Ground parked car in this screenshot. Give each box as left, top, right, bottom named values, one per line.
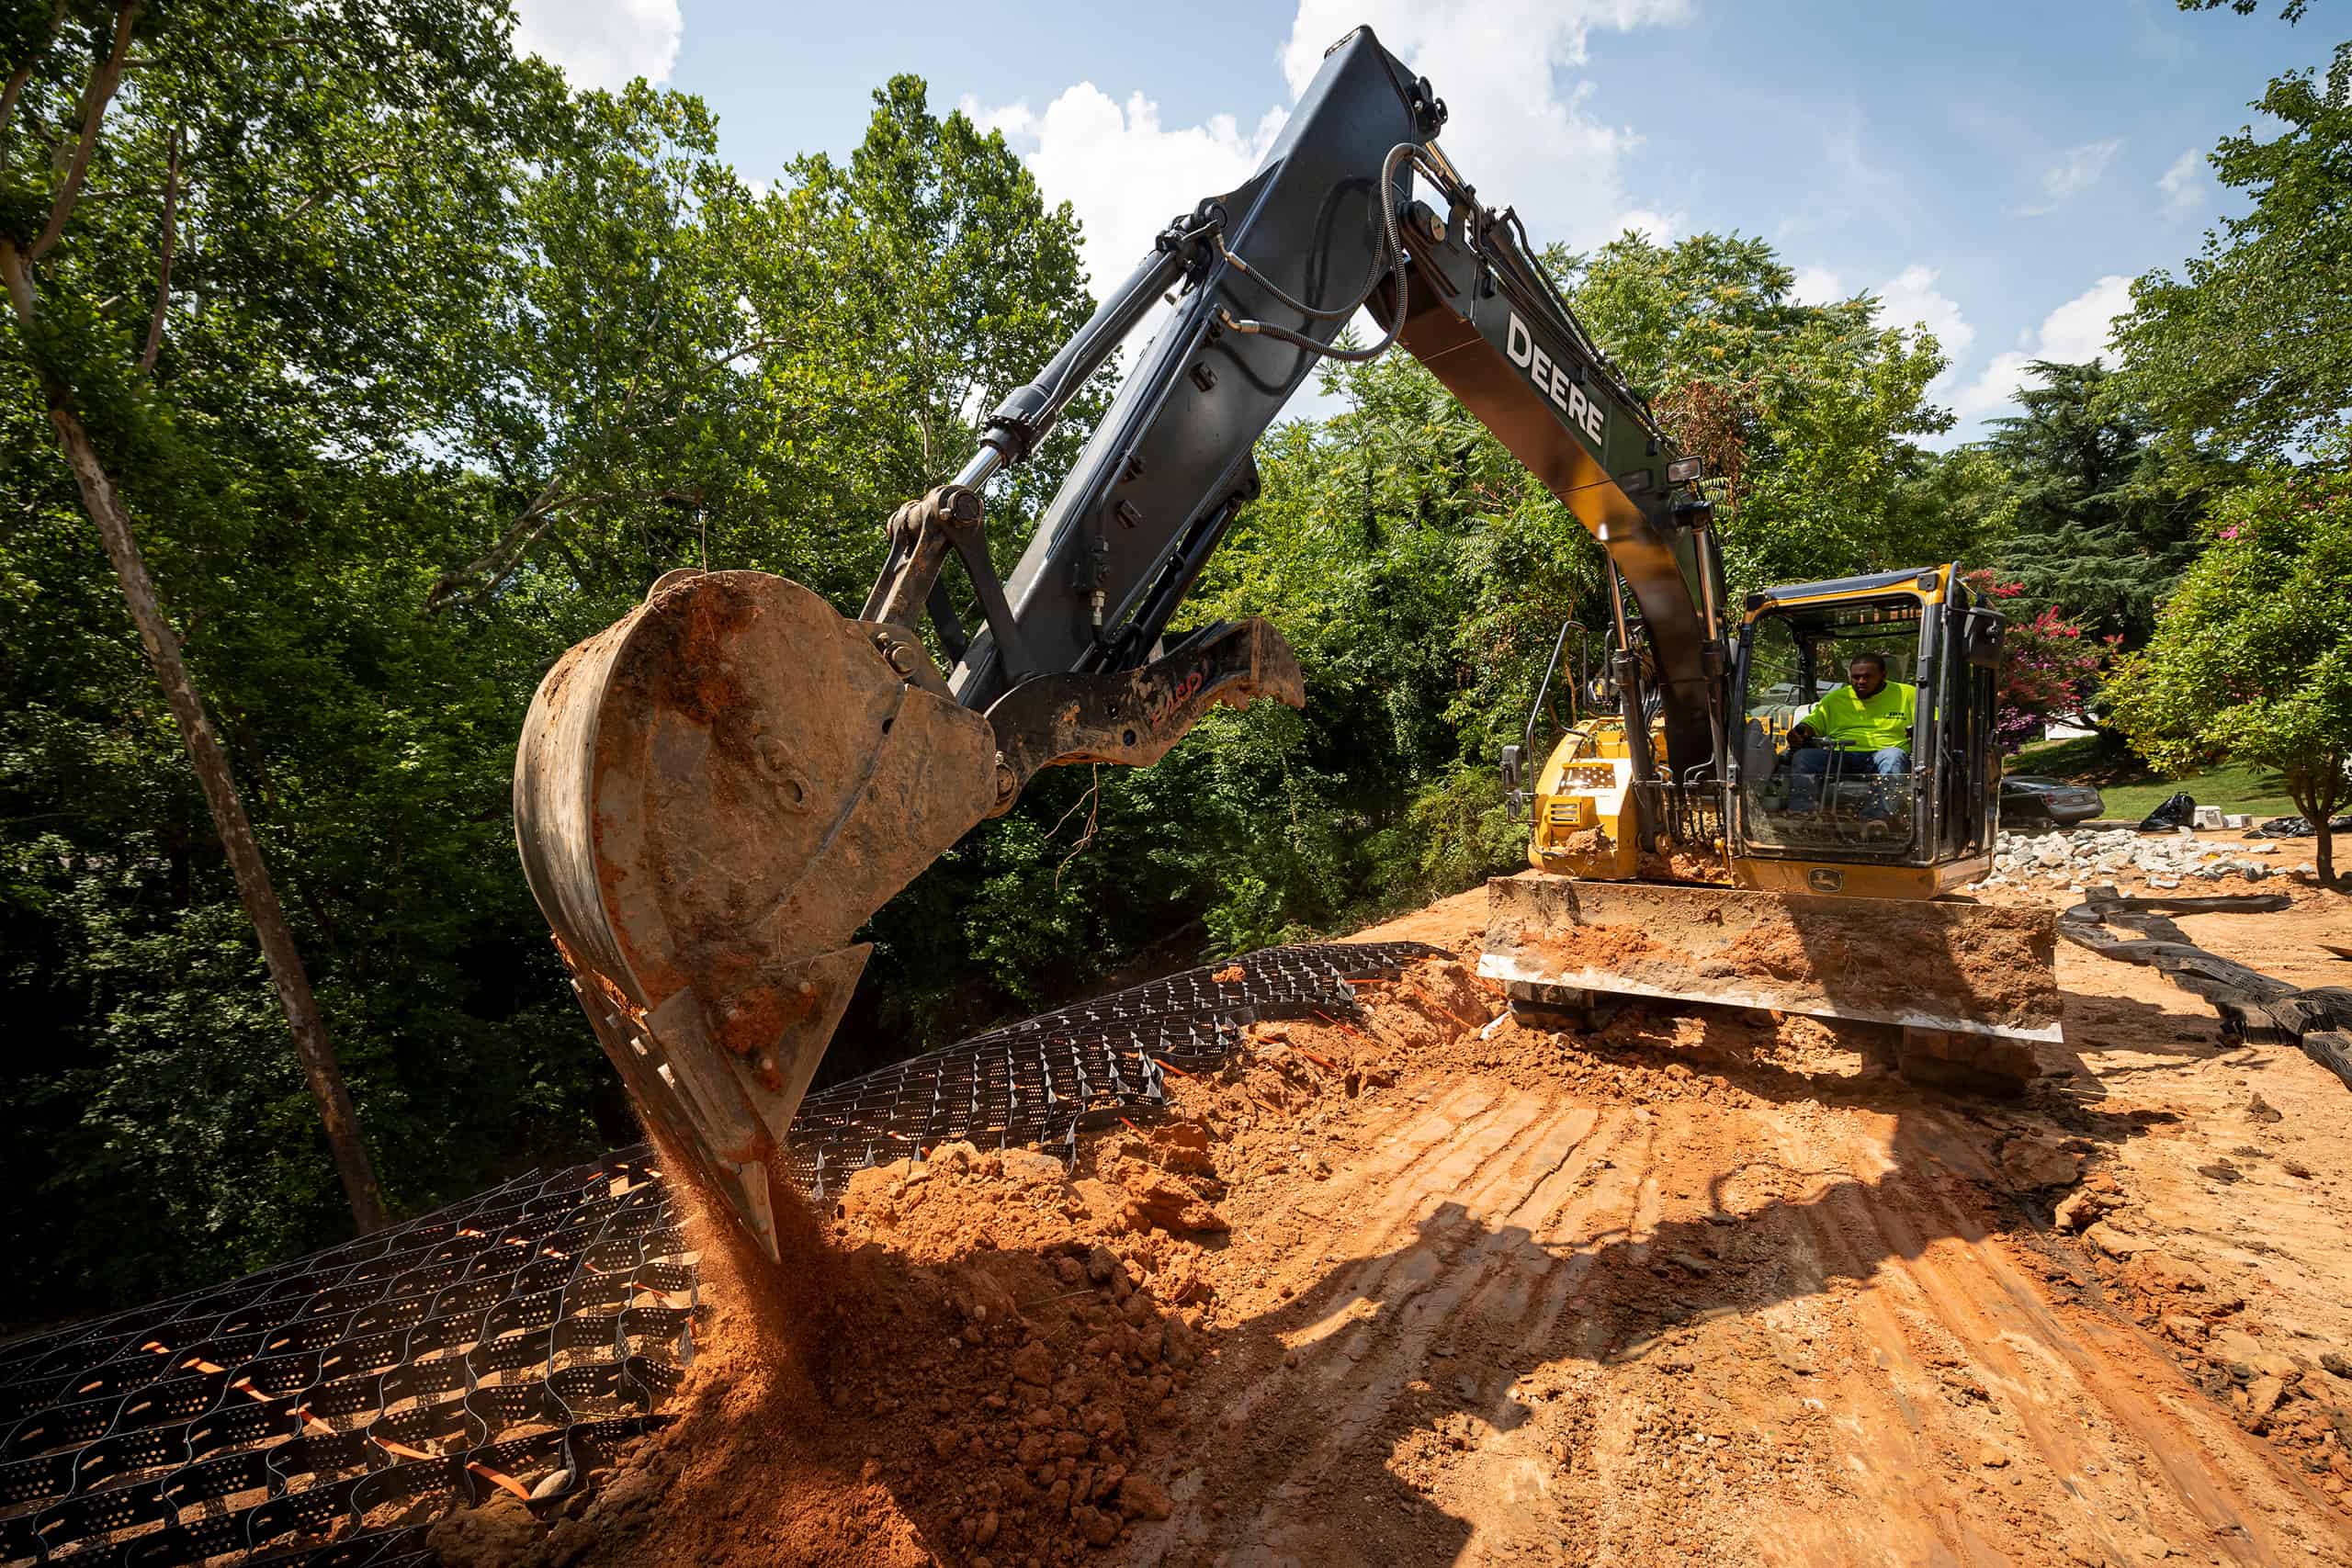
left=1999, top=774, right=2105, bottom=827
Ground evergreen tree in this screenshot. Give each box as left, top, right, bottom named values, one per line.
left=1983, top=360, right=2204, bottom=646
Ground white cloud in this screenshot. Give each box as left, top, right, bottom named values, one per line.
left=1950, top=275, right=2133, bottom=421
left=1871, top=265, right=1974, bottom=359
left=1792, top=264, right=1973, bottom=380
left=2036, top=274, right=2135, bottom=362
left=2010, top=136, right=2124, bottom=218
left=2157, top=147, right=2207, bottom=221
left=1278, top=2, right=1693, bottom=249
left=1612, top=207, right=1686, bottom=244
left=969, top=3, right=1689, bottom=302
left=512, top=0, right=680, bottom=91
left=1790, top=265, right=1845, bottom=305
left=957, top=86, right=1287, bottom=297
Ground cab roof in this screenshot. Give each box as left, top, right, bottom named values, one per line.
left=1743, top=565, right=1947, bottom=615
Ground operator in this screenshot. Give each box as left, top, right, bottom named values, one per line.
left=1785, top=652, right=1915, bottom=818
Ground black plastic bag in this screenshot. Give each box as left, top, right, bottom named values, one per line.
left=2137, top=791, right=2197, bottom=830
left=2252, top=813, right=2352, bottom=838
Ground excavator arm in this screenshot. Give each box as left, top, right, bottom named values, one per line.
left=514, top=25, right=1729, bottom=1259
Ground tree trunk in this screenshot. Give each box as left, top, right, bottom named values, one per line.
left=2288, top=768, right=2341, bottom=891
left=48, top=404, right=390, bottom=1235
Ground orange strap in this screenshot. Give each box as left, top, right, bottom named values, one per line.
left=373, top=1436, right=435, bottom=1461
left=468, top=1461, right=531, bottom=1501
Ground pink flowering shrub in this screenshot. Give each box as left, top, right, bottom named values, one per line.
left=1962, top=570, right=2114, bottom=751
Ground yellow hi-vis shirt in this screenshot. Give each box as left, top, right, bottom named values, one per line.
left=1808, top=681, right=1916, bottom=750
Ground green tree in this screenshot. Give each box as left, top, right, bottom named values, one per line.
left=2, top=0, right=573, bottom=1235
left=424, top=85, right=769, bottom=616
left=1, top=50, right=1114, bottom=1311
left=750, top=74, right=1108, bottom=615
left=2105, top=461, right=2352, bottom=885
left=1565, top=232, right=1955, bottom=596
left=421, top=75, right=1102, bottom=631
left=1979, top=359, right=2205, bottom=644
left=2113, top=39, right=2352, bottom=460
left=2175, top=1, right=2346, bottom=106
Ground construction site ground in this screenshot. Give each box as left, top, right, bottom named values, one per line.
left=443, top=829, right=2352, bottom=1568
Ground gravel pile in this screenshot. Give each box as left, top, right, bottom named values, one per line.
left=1973, top=827, right=2296, bottom=892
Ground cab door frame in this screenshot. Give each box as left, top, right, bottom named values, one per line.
left=1727, top=567, right=1962, bottom=873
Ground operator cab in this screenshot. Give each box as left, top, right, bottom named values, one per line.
left=1730, top=564, right=2006, bottom=894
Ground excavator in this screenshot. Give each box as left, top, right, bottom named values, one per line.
left=511, top=25, right=2059, bottom=1263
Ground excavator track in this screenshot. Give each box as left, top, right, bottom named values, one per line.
left=1479, top=874, right=2062, bottom=1093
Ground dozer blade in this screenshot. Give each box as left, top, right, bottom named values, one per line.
left=514, top=570, right=1002, bottom=1261
left=1479, top=875, right=2063, bottom=1090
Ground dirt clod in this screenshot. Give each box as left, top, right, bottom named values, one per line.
left=428, top=1493, right=540, bottom=1568
left=1117, top=1472, right=1174, bottom=1521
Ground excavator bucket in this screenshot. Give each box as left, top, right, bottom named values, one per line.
left=514, top=570, right=1003, bottom=1261
left=1478, top=875, right=2063, bottom=1092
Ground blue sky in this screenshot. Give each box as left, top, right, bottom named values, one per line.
left=513, top=0, right=2328, bottom=442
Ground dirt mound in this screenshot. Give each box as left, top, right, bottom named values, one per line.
left=507, top=1137, right=1216, bottom=1568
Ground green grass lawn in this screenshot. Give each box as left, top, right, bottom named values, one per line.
left=2011, top=733, right=2300, bottom=819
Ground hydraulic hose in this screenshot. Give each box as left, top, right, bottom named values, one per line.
left=1214, top=141, right=1459, bottom=365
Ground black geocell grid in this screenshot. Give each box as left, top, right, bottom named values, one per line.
left=0, top=1151, right=687, bottom=1568
left=1, top=940, right=1442, bottom=1565
left=781, top=940, right=1448, bottom=1198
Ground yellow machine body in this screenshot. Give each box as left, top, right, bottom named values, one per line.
left=1492, top=561, right=2047, bottom=1089
left=1522, top=715, right=1646, bottom=882
left=1521, top=562, right=1996, bottom=899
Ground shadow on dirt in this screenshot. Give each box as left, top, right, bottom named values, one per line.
left=1127, top=1089, right=2177, bottom=1563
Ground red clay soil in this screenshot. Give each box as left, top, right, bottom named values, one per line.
left=436, top=873, right=2352, bottom=1567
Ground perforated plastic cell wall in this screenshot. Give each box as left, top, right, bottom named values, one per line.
left=0, top=939, right=1443, bottom=1565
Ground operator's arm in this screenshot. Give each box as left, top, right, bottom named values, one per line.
left=1790, top=693, right=1835, bottom=749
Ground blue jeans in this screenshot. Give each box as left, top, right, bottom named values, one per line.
left=1788, top=745, right=1910, bottom=818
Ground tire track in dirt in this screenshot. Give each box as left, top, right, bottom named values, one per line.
left=517, top=885, right=2352, bottom=1568
left=1158, top=1089, right=1645, bottom=1563
left=1139, top=1062, right=2352, bottom=1567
